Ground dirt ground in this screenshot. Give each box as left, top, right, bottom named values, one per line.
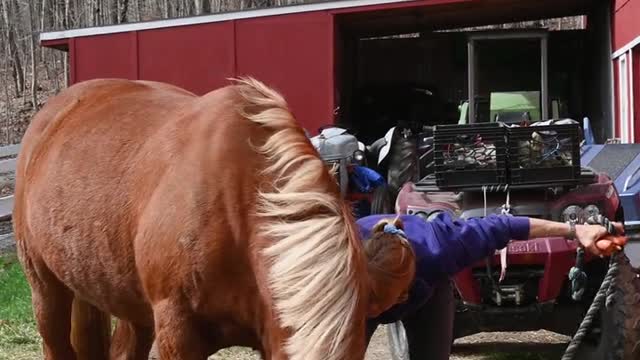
left=147, top=331, right=393, bottom=360
left=146, top=328, right=570, bottom=360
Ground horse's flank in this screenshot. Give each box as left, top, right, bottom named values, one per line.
left=13, top=77, right=368, bottom=359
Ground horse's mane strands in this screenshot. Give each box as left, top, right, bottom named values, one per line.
left=233, top=77, right=360, bottom=360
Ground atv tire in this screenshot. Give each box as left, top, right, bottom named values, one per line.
left=600, top=253, right=640, bottom=360
left=371, top=185, right=395, bottom=215
left=387, top=321, right=410, bottom=360
left=578, top=253, right=640, bottom=360
left=386, top=130, right=418, bottom=196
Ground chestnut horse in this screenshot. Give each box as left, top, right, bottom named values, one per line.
left=13, top=78, right=394, bottom=360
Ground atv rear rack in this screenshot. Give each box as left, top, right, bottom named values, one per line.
left=426, top=122, right=584, bottom=192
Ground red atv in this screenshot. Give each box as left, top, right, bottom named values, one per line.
left=380, top=121, right=640, bottom=360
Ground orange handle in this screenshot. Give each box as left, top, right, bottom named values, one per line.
left=594, top=235, right=627, bottom=256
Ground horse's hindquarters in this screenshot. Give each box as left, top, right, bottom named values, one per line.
left=15, top=79, right=197, bottom=324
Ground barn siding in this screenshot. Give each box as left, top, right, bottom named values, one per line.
left=137, top=22, right=236, bottom=95
left=612, top=0, right=640, bottom=51
left=75, top=33, right=137, bottom=82
left=612, top=0, right=640, bottom=142
left=235, top=12, right=335, bottom=134
left=68, top=12, right=335, bottom=133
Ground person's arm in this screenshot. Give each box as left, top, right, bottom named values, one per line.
left=420, top=213, right=528, bottom=277
left=528, top=218, right=573, bottom=238
left=416, top=213, right=623, bottom=278
left=528, top=218, right=625, bottom=256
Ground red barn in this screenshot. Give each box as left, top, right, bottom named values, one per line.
left=39, top=0, right=640, bottom=143
left=612, top=0, right=640, bottom=142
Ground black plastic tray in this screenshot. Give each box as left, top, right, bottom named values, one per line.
left=507, top=124, right=581, bottom=186
left=433, top=123, right=508, bottom=190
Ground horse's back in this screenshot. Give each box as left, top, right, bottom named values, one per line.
left=18, top=79, right=197, bottom=181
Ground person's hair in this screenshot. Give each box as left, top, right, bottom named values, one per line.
left=364, top=217, right=416, bottom=305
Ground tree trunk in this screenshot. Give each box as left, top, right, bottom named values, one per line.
left=161, top=0, right=168, bottom=18
left=40, top=0, right=47, bottom=30
left=118, top=0, right=128, bottom=23
left=2, top=0, right=24, bottom=97
left=40, top=0, right=48, bottom=62
left=63, top=52, right=69, bottom=88
left=64, top=0, right=70, bottom=27
left=51, top=52, right=59, bottom=91
left=134, top=0, right=141, bottom=21
left=92, top=0, right=99, bottom=26
left=27, top=0, right=38, bottom=109
left=2, top=49, right=14, bottom=145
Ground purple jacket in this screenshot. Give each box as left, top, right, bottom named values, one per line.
left=358, top=212, right=530, bottom=324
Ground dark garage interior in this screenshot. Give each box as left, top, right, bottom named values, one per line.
left=333, top=0, right=613, bottom=145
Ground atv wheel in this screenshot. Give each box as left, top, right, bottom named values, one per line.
left=387, top=321, right=410, bottom=360
left=577, top=253, right=640, bottom=360
left=386, top=129, right=418, bottom=196
left=370, top=185, right=395, bottom=214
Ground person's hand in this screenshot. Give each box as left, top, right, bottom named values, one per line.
left=575, top=222, right=626, bottom=257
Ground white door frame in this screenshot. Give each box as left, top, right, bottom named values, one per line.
left=630, top=49, right=635, bottom=143
left=618, top=53, right=631, bottom=143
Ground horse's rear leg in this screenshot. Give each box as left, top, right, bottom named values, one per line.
left=21, top=256, right=77, bottom=360
left=110, top=319, right=154, bottom=360
left=70, top=298, right=112, bottom=360
left=153, top=299, right=212, bottom=360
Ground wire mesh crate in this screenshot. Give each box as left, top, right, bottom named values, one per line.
left=507, top=123, right=581, bottom=186
left=434, top=123, right=508, bottom=190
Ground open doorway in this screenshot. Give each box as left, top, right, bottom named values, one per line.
left=335, top=11, right=612, bottom=145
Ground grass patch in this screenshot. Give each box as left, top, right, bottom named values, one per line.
left=0, top=254, right=40, bottom=360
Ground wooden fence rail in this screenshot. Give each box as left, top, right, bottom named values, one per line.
left=0, top=143, right=20, bottom=221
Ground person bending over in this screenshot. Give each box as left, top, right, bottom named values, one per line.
left=361, top=212, right=624, bottom=358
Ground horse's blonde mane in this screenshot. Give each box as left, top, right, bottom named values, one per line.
left=234, top=77, right=362, bottom=360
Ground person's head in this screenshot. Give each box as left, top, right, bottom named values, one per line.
left=365, top=217, right=416, bottom=317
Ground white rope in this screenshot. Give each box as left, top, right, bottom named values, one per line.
left=499, top=186, right=511, bottom=282
left=482, top=185, right=488, bottom=217
left=501, top=186, right=511, bottom=215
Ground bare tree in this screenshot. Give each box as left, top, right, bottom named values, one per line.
left=27, top=0, right=38, bottom=109
left=161, top=0, right=169, bottom=18
left=40, top=0, right=47, bottom=33
left=194, top=0, right=203, bottom=15
left=118, top=0, right=129, bottom=23
left=2, top=0, right=24, bottom=96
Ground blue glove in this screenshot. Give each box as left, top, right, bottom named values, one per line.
left=350, top=165, right=385, bottom=193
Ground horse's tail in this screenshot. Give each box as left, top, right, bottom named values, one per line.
left=70, top=297, right=112, bottom=360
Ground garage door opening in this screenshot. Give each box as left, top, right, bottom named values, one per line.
left=335, top=10, right=612, bottom=145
